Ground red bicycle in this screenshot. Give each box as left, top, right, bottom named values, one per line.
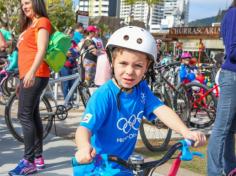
left=182, top=81, right=218, bottom=129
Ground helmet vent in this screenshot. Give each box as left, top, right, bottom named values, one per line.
left=123, top=35, right=129, bottom=41
left=137, top=38, right=142, bottom=44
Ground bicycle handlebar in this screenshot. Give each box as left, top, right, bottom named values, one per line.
left=72, top=139, right=204, bottom=175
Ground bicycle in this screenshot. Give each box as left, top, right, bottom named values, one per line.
left=72, top=139, right=204, bottom=176
left=140, top=61, right=190, bottom=152
left=4, top=49, right=92, bottom=143
left=181, top=81, right=217, bottom=129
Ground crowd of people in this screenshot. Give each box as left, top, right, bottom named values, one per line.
left=60, top=22, right=111, bottom=101
left=1, top=0, right=236, bottom=175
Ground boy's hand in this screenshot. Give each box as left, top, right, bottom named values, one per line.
left=182, top=130, right=206, bottom=147
left=75, top=145, right=96, bottom=164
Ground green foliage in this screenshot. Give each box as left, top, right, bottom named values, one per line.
left=47, top=0, right=75, bottom=32
left=0, top=0, right=20, bottom=34
left=123, top=0, right=163, bottom=30
left=123, top=0, right=139, bottom=5
left=0, top=0, right=75, bottom=34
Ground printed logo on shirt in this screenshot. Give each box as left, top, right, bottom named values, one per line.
left=140, top=92, right=146, bottom=104
left=116, top=111, right=143, bottom=143
left=82, top=113, right=93, bottom=123
left=117, top=111, right=143, bottom=134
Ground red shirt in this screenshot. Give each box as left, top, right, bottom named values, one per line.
left=18, top=17, right=52, bottom=79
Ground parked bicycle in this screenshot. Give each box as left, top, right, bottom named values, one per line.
left=181, top=81, right=217, bottom=129
left=4, top=49, right=92, bottom=143
left=140, top=61, right=190, bottom=152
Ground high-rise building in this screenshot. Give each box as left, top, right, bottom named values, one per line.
left=119, top=0, right=189, bottom=32
left=161, top=0, right=189, bottom=28
left=77, top=0, right=119, bottom=17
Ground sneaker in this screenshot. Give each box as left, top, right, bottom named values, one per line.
left=228, top=168, right=236, bottom=176
left=34, top=156, right=45, bottom=170
left=8, top=159, right=37, bottom=176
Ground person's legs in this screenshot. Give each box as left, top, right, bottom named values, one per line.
left=9, top=77, right=48, bottom=175
left=60, top=67, right=70, bottom=98
left=83, top=58, right=96, bottom=86
left=207, top=69, right=236, bottom=176
left=224, top=117, right=236, bottom=174
left=18, top=77, right=48, bottom=162
left=33, top=78, right=48, bottom=158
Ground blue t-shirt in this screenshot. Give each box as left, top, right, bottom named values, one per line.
left=79, top=80, right=163, bottom=173
left=179, top=64, right=196, bottom=82
left=72, top=31, right=84, bottom=44
left=0, top=29, right=12, bottom=41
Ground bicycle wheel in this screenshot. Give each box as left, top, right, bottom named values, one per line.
left=78, top=84, right=91, bottom=107
left=140, top=89, right=172, bottom=152
left=4, top=93, right=54, bottom=143
left=185, top=82, right=217, bottom=129
left=2, top=72, right=19, bottom=97
left=173, top=83, right=191, bottom=125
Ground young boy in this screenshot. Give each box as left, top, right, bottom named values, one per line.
left=179, top=52, right=196, bottom=83
left=75, top=26, right=206, bottom=174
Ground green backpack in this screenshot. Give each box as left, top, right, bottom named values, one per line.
left=45, top=31, right=71, bottom=72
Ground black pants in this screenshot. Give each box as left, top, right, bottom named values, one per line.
left=18, top=77, right=49, bottom=162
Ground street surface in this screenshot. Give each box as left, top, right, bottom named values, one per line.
left=0, top=94, right=208, bottom=175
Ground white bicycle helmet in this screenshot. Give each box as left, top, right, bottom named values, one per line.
left=106, top=26, right=157, bottom=61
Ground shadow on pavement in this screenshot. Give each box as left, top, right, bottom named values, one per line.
left=0, top=117, right=76, bottom=176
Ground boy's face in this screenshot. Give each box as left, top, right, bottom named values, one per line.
left=182, top=58, right=190, bottom=65
left=113, top=49, right=149, bottom=89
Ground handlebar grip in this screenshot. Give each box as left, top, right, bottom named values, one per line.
left=184, top=139, right=195, bottom=147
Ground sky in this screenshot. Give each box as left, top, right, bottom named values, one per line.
left=189, top=0, right=231, bottom=21
left=74, top=0, right=231, bottom=22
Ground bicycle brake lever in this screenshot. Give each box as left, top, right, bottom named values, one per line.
left=179, top=140, right=204, bottom=161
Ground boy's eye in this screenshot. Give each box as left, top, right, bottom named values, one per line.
left=135, top=64, right=143, bottom=68
left=119, top=61, right=127, bottom=65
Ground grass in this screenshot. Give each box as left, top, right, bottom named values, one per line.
left=135, top=139, right=208, bottom=175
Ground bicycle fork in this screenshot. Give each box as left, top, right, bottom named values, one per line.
left=168, top=152, right=182, bottom=176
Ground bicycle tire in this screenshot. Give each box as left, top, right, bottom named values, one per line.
left=140, top=89, right=172, bottom=152
left=2, top=72, right=19, bottom=97
left=4, top=93, right=53, bottom=143
left=78, top=84, right=91, bottom=107
left=185, top=82, right=217, bottom=129
left=173, top=84, right=191, bottom=126
left=1, top=77, right=10, bottom=97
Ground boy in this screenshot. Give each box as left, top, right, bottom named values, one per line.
left=179, top=52, right=196, bottom=83
left=75, top=26, right=206, bottom=174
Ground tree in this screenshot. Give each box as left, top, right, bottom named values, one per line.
left=122, top=0, right=163, bottom=30
left=46, top=0, right=75, bottom=32
left=123, top=0, right=141, bottom=23
left=0, top=0, right=20, bottom=33
left=143, top=0, right=163, bottom=30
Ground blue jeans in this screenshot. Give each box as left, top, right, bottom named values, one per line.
left=207, top=69, right=236, bottom=175
left=60, top=67, right=75, bottom=100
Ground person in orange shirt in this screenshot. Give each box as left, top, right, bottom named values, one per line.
left=9, top=0, right=52, bottom=175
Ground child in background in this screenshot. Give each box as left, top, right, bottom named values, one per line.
left=74, top=26, right=206, bottom=175
left=94, top=53, right=111, bottom=87
left=60, top=40, right=79, bottom=100
left=179, top=52, right=196, bottom=83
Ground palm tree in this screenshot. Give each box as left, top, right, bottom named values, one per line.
left=144, top=0, right=163, bottom=30
left=123, top=0, right=141, bottom=24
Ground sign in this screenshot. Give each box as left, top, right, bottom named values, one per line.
left=168, top=26, right=220, bottom=38
left=76, top=10, right=89, bottom=29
